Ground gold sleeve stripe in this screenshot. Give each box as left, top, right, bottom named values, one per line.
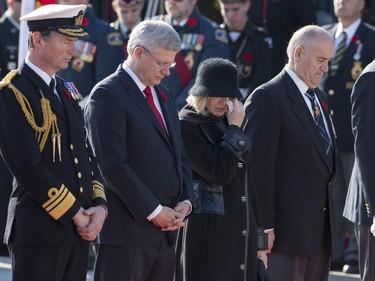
left=92, top=180, right=103, bottom=189
left=92, top=181, right=106, bottom=200
left=42, top=185, right=76, bottom=220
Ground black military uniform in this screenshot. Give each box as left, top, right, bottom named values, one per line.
left=249, top=0, right=316, bottom=75
left=321, top=21, right=375, bottom=153
left=110, top=19, right=131, bottom=56
left=0, top=5, right=107, bottom=280
left=0, top=10, right=19, bottom=79
left=58, top=5, right=124, bottom=100
left=221, top=19, right=272, bottom=100
left=159, top=8, right=229, bottom=110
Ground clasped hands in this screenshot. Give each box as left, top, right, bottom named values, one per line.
left=72, top=206, right=107, bottom=241
left=151, top=202, right=191, bottom=232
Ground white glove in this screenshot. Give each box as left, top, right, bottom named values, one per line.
left=371, top=216, right=375, bottom=237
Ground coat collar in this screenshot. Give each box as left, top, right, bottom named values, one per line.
left=20, top=63, right=66, bottom=120
left=281, top=70, right=335, bottom=173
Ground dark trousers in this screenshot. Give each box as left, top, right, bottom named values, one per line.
left=267, top=246, right=331, bottom=281
left=94, top=238, right=175, bottom=281
left=9, top=241, right=89, bottom=281
left=354, top=224, right=375, bottom=281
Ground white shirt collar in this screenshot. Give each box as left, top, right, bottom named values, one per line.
left=172, top=18, right=188, bottom=27
left=335, top=18, right=362, bottom=46
left=285, top=65, right=309, bottom=95
left=25, top=58, right=55, bottom=86
left=122, top=61, right=148, bottom=93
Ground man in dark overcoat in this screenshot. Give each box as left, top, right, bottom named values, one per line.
left=343, top=59, right=375, bottom=281
left=245, top=25, right=337, bottom=281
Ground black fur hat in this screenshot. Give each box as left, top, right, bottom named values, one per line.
left=189, top=58, right=242, bottom=99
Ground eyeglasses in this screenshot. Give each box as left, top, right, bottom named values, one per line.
left=140, top=46, right=176, bottom=69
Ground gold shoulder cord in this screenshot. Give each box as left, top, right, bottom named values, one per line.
left=0, top=70, right=62, bottom=162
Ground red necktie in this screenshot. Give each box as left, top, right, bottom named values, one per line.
left=143, top=87, right=168, bottom=136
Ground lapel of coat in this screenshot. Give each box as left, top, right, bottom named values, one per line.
left=315, top=88, right=337, bottom=171
left=155, top=86, right=177, bottom=149
left=118, top=68, right=173, bottom=147
left=22, top=64, right=66, bottom=121
left=283, top=72, right=332, bottom=171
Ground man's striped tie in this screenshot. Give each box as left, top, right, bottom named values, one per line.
left=330, top=31, right=347, bottom=77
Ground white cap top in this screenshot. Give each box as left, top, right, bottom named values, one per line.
left=20, top=4, right=87, bottom=22
left=20, top=4, right=88, bottom=38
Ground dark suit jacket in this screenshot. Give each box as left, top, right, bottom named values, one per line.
left=244, top=69, right=337, bottom=256
left=84, top=65, right=194, bottom=246
left=320, top=21, right=375, bottom=152
left=0, top=63, right=106, bottom=246
left=344, top=60, right=375, bottom=227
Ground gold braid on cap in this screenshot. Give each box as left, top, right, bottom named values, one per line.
left=0, top=70, right=61, bottom=161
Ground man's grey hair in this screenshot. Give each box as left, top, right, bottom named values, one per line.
left=127, top=20, right=181, bottom=54
left=286, top=25, right=333, bottom=61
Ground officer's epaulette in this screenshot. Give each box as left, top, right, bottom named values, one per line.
left=0, top=69, right=18, bottom=90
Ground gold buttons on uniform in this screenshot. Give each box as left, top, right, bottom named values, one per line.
left=80, top=187, right=84, bottom=193
left=88, top=157, right=92, bottom=162
left=330, top=110, right=334, bottom=116
left=91, top=171, right=94, bottom=176
left=74, top=158, right=79, bottom=164
left=78, top=172, right=82, bottom=179
left=85, top=143, right=88, bottom=148
left=328, top=89, right=334, bottom=96
left=242, top=230, right=247, bottom=237
left=70, top=144, right=74, bottom=150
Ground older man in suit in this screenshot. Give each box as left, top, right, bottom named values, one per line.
left=244, top=25, right=337, bottom=281
left=84, top=20, right=194, bottom=281
left=343, top=59, right=375, bottom=281
left=320, top=0, right=375, bottom=273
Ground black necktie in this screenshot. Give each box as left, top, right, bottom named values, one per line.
left=49, top=78, right=61, bottom=102
left=49, top=78, right=55, bottom=91
left=305, top=88, right=332, bottom=160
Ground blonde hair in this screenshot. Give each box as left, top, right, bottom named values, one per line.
left=186, top=95, right=209, bottom=116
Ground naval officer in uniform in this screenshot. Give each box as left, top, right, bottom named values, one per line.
left=0, top=4, right=107, bottom=281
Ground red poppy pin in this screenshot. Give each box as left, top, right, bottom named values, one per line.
left=82, top=18, right=89, bottom=27
left=159, top=90, right=167, bottom=101
left=243, top=52, right=253, bottom=62
left=351, top=35, right=360, bottom=44
left=187, top=18, right=197, bottom=28
left=321, top=101, right=328, bottom=113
